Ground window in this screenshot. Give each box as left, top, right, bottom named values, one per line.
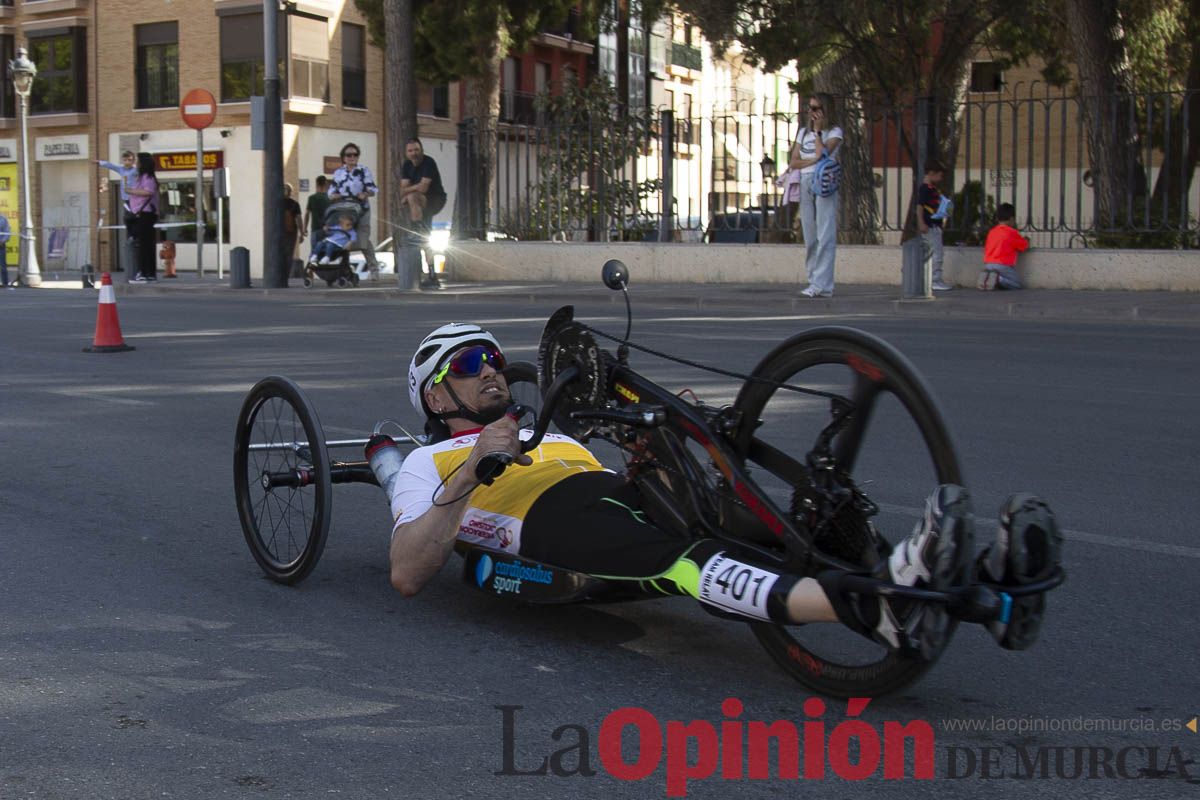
left=155, top=179, right=230, bottom=243
left=0, top=35, right=13, bottom=118
left=29, top=29, right=87, bottom=114
left=342, top=23, right=365, bottom=108
left=500, top=56, right=520, bottom=122
left=136, top=22, right=179, bottom=109
left=290, top=14, right=329, bottom=102
left=417, top=82, right=449, bottom=118
left=679, top=92, right=693, bottom=144
left=220, top=11, right=286, bottom=102
left=970, top=62, right=1004, bottom=93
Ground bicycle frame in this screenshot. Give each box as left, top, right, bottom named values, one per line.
left=603, top=362, right=815, bottom=569
left=556, top=350, right=1065, bottom=620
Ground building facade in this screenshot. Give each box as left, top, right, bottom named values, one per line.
left=2, top=0, right=404, bottom=278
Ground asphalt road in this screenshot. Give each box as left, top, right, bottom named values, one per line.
left=1, top=286, right=1197, bottom=799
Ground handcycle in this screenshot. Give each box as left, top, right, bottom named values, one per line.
left=233, top=260, right=1064, bottom=697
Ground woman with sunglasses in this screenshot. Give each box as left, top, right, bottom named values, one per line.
left=381, top=323, right=982, bottom=661
left=789, top=93, right=843, bottom=298
left=328, top=142, right=380, bottom=279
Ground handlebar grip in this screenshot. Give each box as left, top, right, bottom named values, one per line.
left=475, top=404, right=533, bottom=485
left=474, top=450, right=515, bottom=485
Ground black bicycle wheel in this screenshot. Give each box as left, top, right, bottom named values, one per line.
left=730, top=326, right=964, bottom=697
left=234, top=376, right=333, bottom=585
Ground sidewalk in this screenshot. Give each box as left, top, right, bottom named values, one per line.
left=33, top=272, right=1200, bottom=325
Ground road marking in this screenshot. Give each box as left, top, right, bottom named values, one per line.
left=877, top=501, right=1200, bottom=559
left=46, top=389, right=153, bottom=406
left=1052, top=527, right=1200, bottom=559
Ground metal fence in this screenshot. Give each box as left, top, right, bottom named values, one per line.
left=455, top=88, right=1200, bottom=248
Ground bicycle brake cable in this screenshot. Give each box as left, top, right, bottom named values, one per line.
left=583, top=325, right=852, bottom=408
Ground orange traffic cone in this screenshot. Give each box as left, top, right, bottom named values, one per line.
left=83, top=272, right=135, bottom=353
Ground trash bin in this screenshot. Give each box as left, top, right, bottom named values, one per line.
left=230, top=246, right=251, bottom=288
left=901, top=237, right=931, bottom=299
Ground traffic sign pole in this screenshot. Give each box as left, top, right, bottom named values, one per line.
left=180, top=88, right=217, bottom=280
left=195, top=128, right=204, bottom=277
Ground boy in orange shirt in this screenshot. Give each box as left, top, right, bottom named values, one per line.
left=978, top=203, right=1029, bottom=290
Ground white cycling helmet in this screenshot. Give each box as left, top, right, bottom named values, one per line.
left=408, top=323, right=503, bottom=418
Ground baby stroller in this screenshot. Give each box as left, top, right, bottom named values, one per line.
left=303, top=199, right=362, bottom=288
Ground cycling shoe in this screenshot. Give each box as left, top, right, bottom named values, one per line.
left=879, top=484, right=975, bottom=659
left=818, top=485, right=974, bottom=660
left=977, top=493, right=1062, bottom=650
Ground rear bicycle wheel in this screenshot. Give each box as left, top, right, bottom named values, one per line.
left=731, top=327, right=963, bottom=697
left=233, top=376, right=332, bottom=584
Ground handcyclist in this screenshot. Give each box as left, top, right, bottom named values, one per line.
left=380, top=323, right=1060, bottom=655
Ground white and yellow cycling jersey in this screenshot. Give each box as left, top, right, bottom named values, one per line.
left=390, top=429, right=610, bottom=553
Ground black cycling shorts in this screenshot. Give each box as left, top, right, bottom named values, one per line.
left=520, top=472, right=689, bottom=578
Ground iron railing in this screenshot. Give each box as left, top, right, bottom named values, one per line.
left=455, top=88, right=1200, bottom=248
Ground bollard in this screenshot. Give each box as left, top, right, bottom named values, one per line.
left=120, top=236, right=136, bottom=283
left=395, top=242, right=420, bottom=291
left=901, top=237, right=932, bottom=299
left=230, top=246, right=251, bottom=288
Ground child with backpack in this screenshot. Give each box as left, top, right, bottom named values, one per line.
left=978, top=203, right=1030, bottom=290
left=917, top=159, right=953, bottom=291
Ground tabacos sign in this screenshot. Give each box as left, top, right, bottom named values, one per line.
left=155, top=151, right=225, bottom=172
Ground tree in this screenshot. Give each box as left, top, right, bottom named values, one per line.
left=355, top=0, right=598, bottom=237
left=677, top=0, right=1025, bottom=239
left=384, top=0, right=416, bottom=248
left=999, top=0, right=1198, bottom=243
left=496, top=79, right=662, bottom=241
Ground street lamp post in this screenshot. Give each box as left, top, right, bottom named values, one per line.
left=760, top=153, right=777, bottom=238
left=9, top=47, right=39, bottom=288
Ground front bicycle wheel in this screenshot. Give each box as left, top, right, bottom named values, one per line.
left=731, top=327, right=963, bottom=697
left=233, top=376, right=333, bottom=585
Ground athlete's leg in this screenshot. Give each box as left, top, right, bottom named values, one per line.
left=521, top=475, right=968, bottom=648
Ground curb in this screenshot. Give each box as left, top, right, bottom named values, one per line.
left=91, top=279, right=1200, bottom=326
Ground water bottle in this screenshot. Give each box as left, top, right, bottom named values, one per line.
left=365, top=434, right=404, bottom=497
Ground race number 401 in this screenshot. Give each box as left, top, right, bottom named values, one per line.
left=699, top=553, right=778, bottom=621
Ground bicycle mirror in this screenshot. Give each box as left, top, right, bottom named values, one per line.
left=602, top=259, right=629, bottom=290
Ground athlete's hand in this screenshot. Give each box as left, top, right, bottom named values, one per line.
left=471, top=413, right=534, bottom=471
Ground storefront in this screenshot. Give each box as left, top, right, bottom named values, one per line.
left=103, top=125, right=380, bottom=278
left=0, top=139, right=18, bottom=268
left=104, top=129, right=225, bottom=274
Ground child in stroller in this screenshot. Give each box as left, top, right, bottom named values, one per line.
left=303, top=200, right=362, bottom=288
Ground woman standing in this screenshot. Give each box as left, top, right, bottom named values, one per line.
left=127, top=153, right=160, bottom=283
left=790, top=93, right=843, bottom=297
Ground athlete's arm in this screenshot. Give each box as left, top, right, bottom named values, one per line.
left=388, top=416, right=531, bottom=596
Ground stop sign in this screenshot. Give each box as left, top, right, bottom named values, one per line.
left=180, top=88, right=217, bottom=130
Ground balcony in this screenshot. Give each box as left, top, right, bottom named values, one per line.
left=669, top=43, right=701, bottom=72
left=534, top=10, right=595, bottom=55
